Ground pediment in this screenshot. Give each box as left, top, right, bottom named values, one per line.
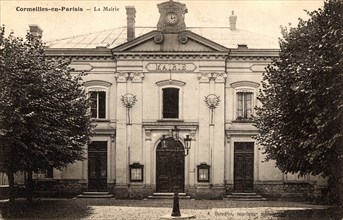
left=112, top=30, right=229, bottom=52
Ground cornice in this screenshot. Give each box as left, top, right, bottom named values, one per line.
left=44, top=47, right=279, bottom=61
left=180, top=30, right=230, bottom=51
left=113, top=52, right=228, bottom=60
left=156, top=79, right=186, bottom=87
left=44, top=48, right=114, bottom=59
left=230, top=81, right=260, bottom=88
left=228, top=48, right=279, bottom=61
left=112, top=31, right=160, bottom=52
left=142, top=121, right=198, bottom=131
left=84, top=80, right=112, bottom=87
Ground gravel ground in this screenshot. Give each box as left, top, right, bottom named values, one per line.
left=0, top=198, right=340, bottom=220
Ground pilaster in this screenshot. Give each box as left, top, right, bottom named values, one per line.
left=198, top=72, right=227, bottom=186
left=114, top=72, right=144, bottom=186
left=213, top=72, right=226, bottom=185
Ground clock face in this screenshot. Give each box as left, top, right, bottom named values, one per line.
left=165, top=12, right=178, bottom=25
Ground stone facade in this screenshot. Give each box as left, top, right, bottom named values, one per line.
left=10, top=0, right=327, bottom=200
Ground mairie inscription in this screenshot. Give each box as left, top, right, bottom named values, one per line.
left=145, top=63, right=197, bottom=72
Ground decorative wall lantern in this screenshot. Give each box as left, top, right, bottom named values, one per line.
left=121, top=93, right=137, bottom=125
left=204, top=94, right=220, bottom=125
left=184, top=134, right=192, bottom=156
left=197, top=163, right=210, bottom=182
left=129, top=163, right=144, bottom=182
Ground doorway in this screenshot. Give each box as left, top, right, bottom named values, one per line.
left=156, top=137, right=185, bottom=192
left=88, top=141, right=107, bottom=191
left=234, top=142, right=254, bottom=192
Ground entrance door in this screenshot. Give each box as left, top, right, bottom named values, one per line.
left=234, top=142, right=254, bottom=192
left=156, top=137, right=185, bottom=192
left=88, top=141, right=107, bottom=191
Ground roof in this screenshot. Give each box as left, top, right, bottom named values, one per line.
left=45, top=26, right=279, bottom=49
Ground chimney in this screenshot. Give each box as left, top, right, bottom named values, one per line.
left=126, top=6, right=136, bottom=41
left=229, top=11, right=237, bottom=30
left=29, top=24, right=43, bottom=39
left=237, top=44, right=248, bottom=50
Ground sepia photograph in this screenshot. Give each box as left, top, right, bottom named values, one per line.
left=0, top=0, right=342, bottom=219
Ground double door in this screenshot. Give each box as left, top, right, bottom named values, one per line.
left=88, top=141, right=107, bottom=191
left=234, top=142, right=254, bottom=192
left=156, top=138, right=185, bottom=192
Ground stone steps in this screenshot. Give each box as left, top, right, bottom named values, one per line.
left=148, top=192, right=192, bottom=199
left=224, top=192, right=267, bottom=201
left=76, top=191, right=114, bottom=198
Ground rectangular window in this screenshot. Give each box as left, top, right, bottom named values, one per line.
left=90, top=91, right=106, bottom=119
left=237, top=92, right=253, bottom=120
left=163, top=88, right=179, bottom=118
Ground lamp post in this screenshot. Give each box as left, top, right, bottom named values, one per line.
left=161, top=125, right=193, bottom=219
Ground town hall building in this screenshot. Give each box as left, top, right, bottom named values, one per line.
left=23, top=0, right=327, bottom=200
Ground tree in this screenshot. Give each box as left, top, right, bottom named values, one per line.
left=0, top=26, right=94, bottom=204
left=254, top=0, right=342, bottom=205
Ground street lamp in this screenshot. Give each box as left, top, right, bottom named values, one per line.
left=161, top=125, right=194, bottom=218
left=184, top=134, right=192, bottom=156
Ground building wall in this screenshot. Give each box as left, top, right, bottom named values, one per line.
left=26, top=40, right=328, bottom=200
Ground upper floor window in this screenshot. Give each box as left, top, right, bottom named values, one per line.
left=156, top=80, right=185, bottom=120
left=163, top=88, right=179, bottom=119
left=236, top=90, right=253, bottom=120
left=84, top=80, right=112, bottom=120
left=230, top=81, right=260, bottom=121
left=90, top=90, right=106, bottom=119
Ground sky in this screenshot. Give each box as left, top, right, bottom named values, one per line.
left=0, top=0, right=324, bottom=42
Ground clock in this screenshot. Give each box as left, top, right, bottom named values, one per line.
left=156, top=1, right=187, bottom=32
left=165, top=12, right=178, bottom=25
